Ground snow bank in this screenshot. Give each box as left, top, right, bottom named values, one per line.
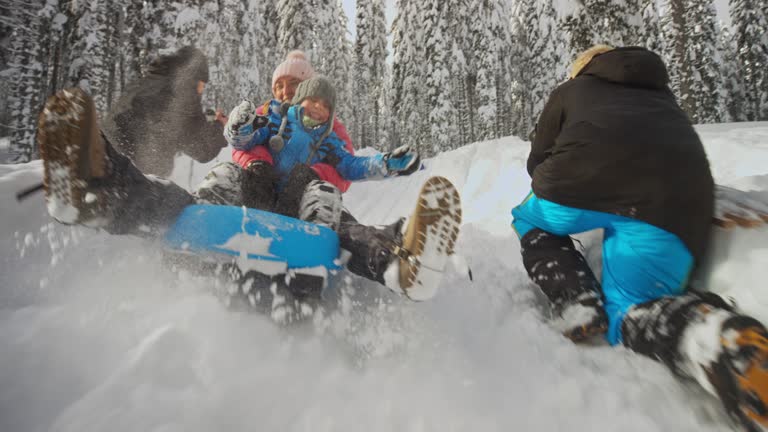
left=1, top=123, right=767, bottom=432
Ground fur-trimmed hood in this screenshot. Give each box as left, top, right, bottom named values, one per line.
left=572, top=46, right=670, bottom=90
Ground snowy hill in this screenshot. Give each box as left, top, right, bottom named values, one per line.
left=1, top=124, right=767, bottom=432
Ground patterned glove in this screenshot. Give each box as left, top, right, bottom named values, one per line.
left=383, top=145, right=421, bottom=176
left=224, top=100, right=267, bottom=149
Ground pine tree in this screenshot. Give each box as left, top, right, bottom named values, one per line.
left=517, top=0, right=567, bottom=135
left=563, top=0, right=641, bottom=54
left=660, top=0, right=687, bottom=103
left=322, top=0, right=354, bottom=127
left=421, top=0, right=458, bottom=155
left=682, top=0, right=723, bottom=123
left=354, top=0, right=389, bottom=150
left=121, top=0, right=152, bottom=89
left=469, top=0, right=514, bottom=141
left=637, top=0, right=663, bottom=53
left=6, top=0, right=57, bottom=161
left=719, top=25, right=746, bottom=122
left=276, top=0, right=315, bottom=54
left=509, top=0, right=532, bottom=138
left=730, top=0, right=768, bottom=120
left=390, top=0, right=428, bottom=152
left=238, top=0, right=270, bottom=103
left=74, top=0, right=116, bottom=113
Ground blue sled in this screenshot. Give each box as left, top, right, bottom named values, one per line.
left=164, top=204, right=343, bottom=274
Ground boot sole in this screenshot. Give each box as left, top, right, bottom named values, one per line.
left=37, top=88, right=106, bottom=224
left=399, top=176, right=462, bottom=301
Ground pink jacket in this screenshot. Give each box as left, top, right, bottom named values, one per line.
left=231, top=100, right=354, bottom=193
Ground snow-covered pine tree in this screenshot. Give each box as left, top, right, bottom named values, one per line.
left=323, top=0, right=354, bottom=127
left=121, top=0, right=152, bottom=89
left=204, top=0, right=243, bottom=110
left=660, top=0, right=687, bottom=103
left=6, top=0, right=57, bottom=162
left=509, top=0, right=533, bottom=139
left=0, top=14, right=12, bottom=138
left=729, top=0, right=768, bottom=121
left=719, top=25, right=746, bottom=122
left=255, top=0, right=281, bottom=102
left=252, top=0, right=286, bottom=101
left=237, top=0, right=269, bottom=103
left=637, top=0, right=663, bottom=53
left=354, top=0, right=389, bottom=150
left=422, top=0, right=459, bottom=155
left=522, top=0, right=567, bottom=134
left=562, top=0, right=641, bottom=54
left=683, top=0, right=724, bottom=123
left=390, top=0, right=428, bottom=151
left=276, top=0, right=315, bottom=54
left=468, top=0, right=514, bottom=141
left=73, top=0, right=116, bottom=114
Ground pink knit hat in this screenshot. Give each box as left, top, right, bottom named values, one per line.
left=271, top=50, right=315, bottom=89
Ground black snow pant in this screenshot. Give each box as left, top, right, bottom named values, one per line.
left=519, top=228, right=604, bottom=313
left=519, top=227, right=768, bottom=416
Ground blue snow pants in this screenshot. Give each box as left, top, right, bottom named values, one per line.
left=511, top=192, right=694, bottom=345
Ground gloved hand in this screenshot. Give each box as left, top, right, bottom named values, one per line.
left=224, top=101, right=268, bottom=149
left=383, top=145, right=421, bottom=176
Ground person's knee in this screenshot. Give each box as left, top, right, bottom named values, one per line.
left=520, top=228, right=578, bottom=270
left=242, top=161, right=276, bottom=210
left=195, top=162, right=244, bottom=206
left=274, top=164, right=321, bottom=218
left=299, top=180, right=342, bottom=230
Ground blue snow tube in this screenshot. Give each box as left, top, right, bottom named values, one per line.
left=164, top=204, right=342, bottom=271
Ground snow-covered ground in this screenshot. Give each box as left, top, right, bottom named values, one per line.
left=1, top=124, right=767, bottom=432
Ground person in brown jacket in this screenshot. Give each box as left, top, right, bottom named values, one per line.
left=514, top=44, right=768, bottom=432
left=102, top=46, right=227, bottom=176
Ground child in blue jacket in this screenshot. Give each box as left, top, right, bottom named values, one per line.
left=220, top=75, right=419, bottom=220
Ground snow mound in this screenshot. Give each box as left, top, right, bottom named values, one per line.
left=1, top=123, right=767, bottom=431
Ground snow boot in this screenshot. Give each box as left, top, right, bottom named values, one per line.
left=38, top=88, right=194, bottom=236
left=337, top=176, right=462, bottom=301
left=391, top=176, right=462, bottom=300
left=622, top=292, right=768, bottom=431
left=706, top=315, right=768, bottom=432
left=38, top=87, right=108, bottom=226
left=520, top=228, right=608, bottom=342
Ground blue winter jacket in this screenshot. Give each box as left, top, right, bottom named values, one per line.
left=233, top=104, right=387, bottom=190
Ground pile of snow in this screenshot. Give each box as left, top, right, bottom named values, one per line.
left=1, top=123, right=767, bottom=432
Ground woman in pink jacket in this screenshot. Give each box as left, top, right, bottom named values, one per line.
left=230, top=50, right=355, bottom=195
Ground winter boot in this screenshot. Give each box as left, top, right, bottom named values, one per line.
left=622, top=292, right=768, bottom=432
left=337, top=176, right=462, bottom=300
left=38, top=88, right=194, bottom=236
left=703, top=315, right=768, bottom=432
left=520, top=228, right=608, bottom=342
left=38, top=87, right=108, bottom=226
left=395, top=176, right=462, bottom=300
left=338, top=217, right=406, bottom=286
